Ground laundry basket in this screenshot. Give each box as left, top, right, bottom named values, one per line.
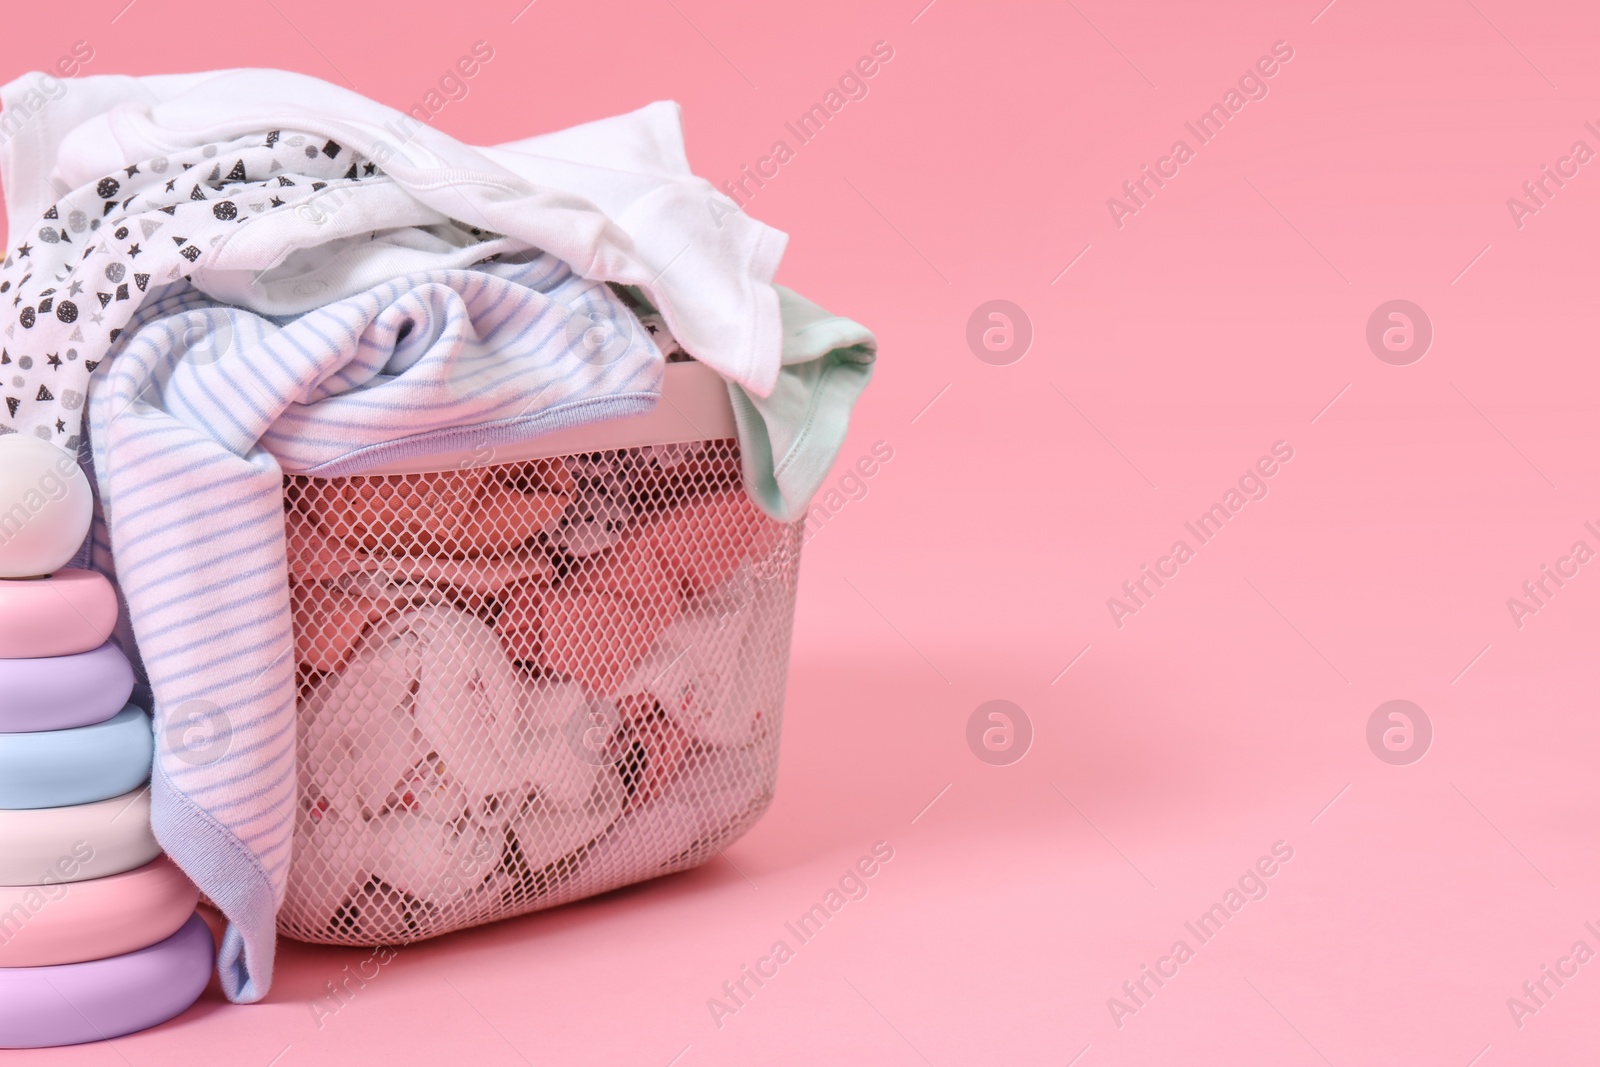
left=277, top=361, right=803, bottom=947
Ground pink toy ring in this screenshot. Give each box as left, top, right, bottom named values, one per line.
left=0, top=856, right=198, bottom=968
left=0, top=569, right=118, bottom=659
left=0, top=788, right=160, bottom=885
left=0, top=913, right=213, bottom=1048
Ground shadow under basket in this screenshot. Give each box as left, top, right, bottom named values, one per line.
left=277, top=362, right=802, bottom=947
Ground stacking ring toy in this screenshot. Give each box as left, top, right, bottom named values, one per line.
left=0, top=788, right=160, bottom=885
left=0, top=856, right=198, bottom=967
left=0, top=912, right=212, bottom=1048
left=0, top=705, right=152, bottom=810
left=0, top=569, right=118, bottom=659
left=0, top=642, right=135, bottom=733
left=0, top=436, right=94, bottom=579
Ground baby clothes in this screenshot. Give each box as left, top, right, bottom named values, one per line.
left=286, top=506, right=553, bottom=602
left=0, top=67, right=871, bottom=1001
left=300, top=606, right=612, bottom=822
left=286, top=604, right=626, bottom=942
left=569, top=742, right=777, bottom=894
left=549, top=437, right=735, bottom=560
left=287, top=461, right=574, bottom=673
left=285, top=470, right=793, bottom=945
left=0, top=111, right=774, bottom=451
left=77, top=256, right=656, bottom=1002
left=0, top=133, right=367, bottom=446
left=734, top=287, right=878, bottom=522
left=512, top=487, right=788, bottom=691
left=614, top=697, right=693, bottom=810
left=617, top=541, right=798, bottom=751
left=551, top=451, right=646, bottom=560
left=1, top=70, right=877, bottom=522
left=306, top=460, right=575, bottom=555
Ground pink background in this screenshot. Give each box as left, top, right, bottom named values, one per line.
left=6, top=0, right=1600, bottom=1062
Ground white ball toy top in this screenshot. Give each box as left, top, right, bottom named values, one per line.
left=0, top=435, right=94, bottom=578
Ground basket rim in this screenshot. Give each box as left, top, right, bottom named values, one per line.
left=342, top=360, right=737, bottom=478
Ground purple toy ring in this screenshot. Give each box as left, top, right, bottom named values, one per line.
left=0, top=642, right=135, bottom=733
left=0, top=912, right=212, bottom=1048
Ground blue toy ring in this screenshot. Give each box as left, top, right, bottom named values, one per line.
left=0, top=705, right=153, bottom=809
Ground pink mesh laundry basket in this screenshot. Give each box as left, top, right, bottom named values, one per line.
left=277, top=361, right=802, bottom=946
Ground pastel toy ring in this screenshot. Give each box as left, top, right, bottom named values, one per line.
left=0, top=855, right=198, bottom=967
left=0, top=788, right=160, bottom=885
left=0, top=913, right=213, bottom=1048
left=0, top=705, right=152, bottom=810
left=0, top=435, right=94, bottom=579
left=0, top=569, right=119, bottom=659
left=0, top=641, right=135, bottom=733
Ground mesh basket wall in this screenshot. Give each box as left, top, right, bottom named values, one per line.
left=278, top=439, right=801, bottom=947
